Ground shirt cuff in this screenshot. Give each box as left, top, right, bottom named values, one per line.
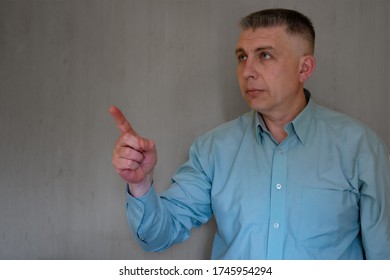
left=125, top=184, right=160, bottom=242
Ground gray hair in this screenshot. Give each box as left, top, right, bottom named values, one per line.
left=239, top=9, right=315, bottom=53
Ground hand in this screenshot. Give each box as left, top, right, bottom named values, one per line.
left=109, top=106, right=157, bottom=196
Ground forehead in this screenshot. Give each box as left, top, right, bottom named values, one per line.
left=236, top=26, right=299, bottom=51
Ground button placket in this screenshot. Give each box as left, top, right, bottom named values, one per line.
left=266, top=144, right=287, bottom=259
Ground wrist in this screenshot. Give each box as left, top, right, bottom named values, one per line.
left=128, top=173, right=153, bottom=197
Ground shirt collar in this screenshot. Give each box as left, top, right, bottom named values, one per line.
left=255, top=89, right=315, bottom=145
left=255, top=111, right=268, bottom=144
left=291, top=89, right=315, bottom=145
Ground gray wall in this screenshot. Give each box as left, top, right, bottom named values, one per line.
left=0, top=0, right=389, bottom=259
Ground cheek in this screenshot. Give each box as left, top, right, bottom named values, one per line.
left=236, top=68, right=246, bottom=90
left=272, top=65, right=299, bottom=88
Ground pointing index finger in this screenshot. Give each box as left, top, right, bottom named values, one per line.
left=109, top=106, right=138, bottom=135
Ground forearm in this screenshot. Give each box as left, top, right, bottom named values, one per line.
left=126, top=186, right=192, bottom=252
left=125, top=138, right=214, bottom=252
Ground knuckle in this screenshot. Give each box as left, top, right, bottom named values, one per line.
left=124, top=147, right=133, bottom=158
left=128, top=159, right=139, bottom=169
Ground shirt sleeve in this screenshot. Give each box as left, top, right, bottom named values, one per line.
left=125, top=185, right=160, bottom=249
left=359, top=139, right=390, bottom=259
left=125, top=139, right=214, bottom=252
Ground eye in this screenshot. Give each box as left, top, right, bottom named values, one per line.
left=236, top=53, right=247, bottom=63
left=260, top=52, right=272, bottom=60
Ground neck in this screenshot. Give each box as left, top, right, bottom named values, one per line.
left=261, top=91, right=307, bottom=143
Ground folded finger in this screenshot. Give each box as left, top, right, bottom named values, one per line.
left=113, top=146, right=145, bottom=163
left=112, top=157, right=140, bottom=171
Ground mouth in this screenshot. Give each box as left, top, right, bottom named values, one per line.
left=245, top=88, right=265, bottom=97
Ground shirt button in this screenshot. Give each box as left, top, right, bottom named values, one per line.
left=276, top=184, right=282, bottom=190
left=273, top=223, right=280, bottom=229
left=278, top=149, right=284, bottom=154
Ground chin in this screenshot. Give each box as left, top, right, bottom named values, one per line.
left=246, top=100, right=267, bottom=112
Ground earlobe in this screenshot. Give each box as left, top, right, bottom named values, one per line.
left=299, top=55, right=316, bottom=83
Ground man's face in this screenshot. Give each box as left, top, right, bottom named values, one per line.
left=236, top=26, right=307, bottom=116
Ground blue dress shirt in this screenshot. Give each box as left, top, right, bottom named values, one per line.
left=125, top=93, right=390, bottom=259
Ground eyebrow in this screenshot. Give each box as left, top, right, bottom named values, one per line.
left=235, top=46, right=275, bottom=55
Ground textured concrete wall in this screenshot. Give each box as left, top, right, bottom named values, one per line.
left=0, top=0, right=389, bottom=259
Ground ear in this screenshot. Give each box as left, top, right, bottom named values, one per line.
left=299, top=55, right=316, bottom=83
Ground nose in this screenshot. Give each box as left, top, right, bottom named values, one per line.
left=241, top=57, right=258, bottom=80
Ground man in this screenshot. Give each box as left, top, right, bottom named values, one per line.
left=110, top=9, right=390, bottom=259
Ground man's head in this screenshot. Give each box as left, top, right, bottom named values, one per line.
left=236, top=9, right=316, bottom=117
left=239, top=9, right=315, bottom=55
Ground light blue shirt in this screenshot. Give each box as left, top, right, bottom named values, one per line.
left=125, top=92, right=390, bottom=259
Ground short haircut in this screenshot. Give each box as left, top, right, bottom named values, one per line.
left=239, top=9, right=315, bottom=53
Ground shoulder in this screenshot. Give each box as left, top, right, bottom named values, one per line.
left=313, top=103, right=384, bottom=151
left=315, top=105, right=373, bottom=133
